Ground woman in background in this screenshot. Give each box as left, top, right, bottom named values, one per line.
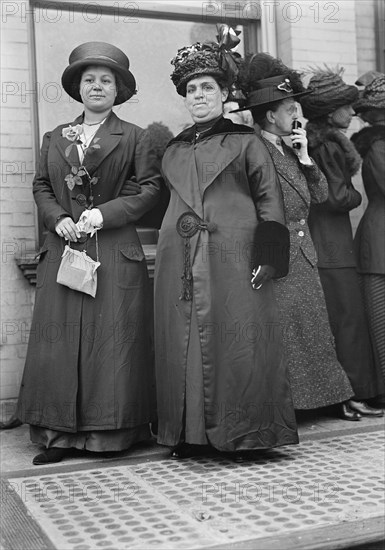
left=351, top=74, right=385, bottom=395
left=233, top=54, right=355, bottom=418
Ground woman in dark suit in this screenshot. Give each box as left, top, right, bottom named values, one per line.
left=301, top=69, right=384, bottom=417
left=352, top=75, right=385, bottom=392
left=17, top=42, right=162, bottom=464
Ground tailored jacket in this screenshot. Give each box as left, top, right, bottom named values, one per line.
left=17, top=111, right=162, bottom=432
left=306, top=122, right=362, bottom=268
left=351, top=125, right=385, bottom=274
left=262, top=139, right=328, bottom=267
left=154, top=117, right=298, bottom=452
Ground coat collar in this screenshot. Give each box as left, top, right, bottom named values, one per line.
left=262, top=138, right=310, bottom=206
left=163, top=118, right=255, bottom=217
left=56, top=111, right=123, bottom=174
left=168, top=116, right=254, bottom=145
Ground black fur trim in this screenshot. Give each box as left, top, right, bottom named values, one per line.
left=168, top=116, right=254, bottom=146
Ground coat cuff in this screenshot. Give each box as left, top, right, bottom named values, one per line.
left=254, top=221, right=290, bottom=278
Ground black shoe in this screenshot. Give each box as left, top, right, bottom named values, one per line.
left=348, top=400, right=384, bottom=417
left=33, top=447, right=68, bottom=465
left=232, top=451, right=250, bottom=463
left=170, top=444, right=203, bottom=460
left=339, top=403, right=361, bottom=421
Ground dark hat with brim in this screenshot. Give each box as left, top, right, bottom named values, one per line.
left=300, top=69, right=358, bottom=120
left=230, top=75, right=310, bottom=113
left=61, top=42, right=136, bottom=105
left=354, top=74, right=385, bottom=112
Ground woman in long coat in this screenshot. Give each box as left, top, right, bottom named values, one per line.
left=17, top=42, right=162, bottom=464
left=301, top=68, right=384, bottom=416
left=154, top=28, right=298, bottom=462
left=234, top=54, right=354, bottom=414
left=352, top=74, right=385, bottom=391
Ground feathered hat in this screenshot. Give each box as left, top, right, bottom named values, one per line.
left=62, top=42, right=136, bottom=105
left=354, top=74, right=385, bottom=112
left=231, top=53, right=309, bottom=113
left=170, top=24, right=241, bottom=96
left=300, top=67, right=358, bottom=120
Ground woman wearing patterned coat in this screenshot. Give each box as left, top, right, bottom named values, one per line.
left=234, top=54, right=354, bottom=414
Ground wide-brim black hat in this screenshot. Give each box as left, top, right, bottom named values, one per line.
left=300, top=68, right=358, bottom=120
left=230, top=75, right=310, bottom=113
left=62, top=42, right=136, bottom=105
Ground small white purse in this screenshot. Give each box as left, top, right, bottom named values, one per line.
left=56, top=243, right=100, bottom=298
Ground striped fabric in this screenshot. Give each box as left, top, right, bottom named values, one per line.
left=362, top=274, right=385, bottom=382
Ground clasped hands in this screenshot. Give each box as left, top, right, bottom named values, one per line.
left=55, top=209, right=103, bottom=241
left=55, top=178, right=141, bottom=241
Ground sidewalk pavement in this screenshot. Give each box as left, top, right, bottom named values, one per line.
left=1, top=409, right=384, bottom=550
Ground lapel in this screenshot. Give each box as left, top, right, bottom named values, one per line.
left=82, top=111, right=123, bottom=175
left=163, top=117, right=253, bottom=217
left=55, top=114, right=83, bottom=169
left=55, top=111, right=123, bottom=175
left=162, top=143, right=204, bottom=218
left=263, top=138, right=310, bottom=207
left=196, top=138, right=241, bottom=196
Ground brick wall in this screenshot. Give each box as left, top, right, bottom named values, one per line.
left=1, top=0, right=36, bottom=405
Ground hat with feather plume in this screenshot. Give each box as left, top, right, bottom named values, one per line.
left=231, top=52, right=309, bottom=113
left=170, top=24, right=242, bottom=96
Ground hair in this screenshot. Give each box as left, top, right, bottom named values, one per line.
left=181, top=73, right=230, bottom=97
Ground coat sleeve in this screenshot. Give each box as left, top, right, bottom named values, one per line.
left=98, top=130, right=162, bottom=229
left=311, top=142, right=362, bottom=212
left=301, top=160, right=329, bottom=204
left=33, top=132, right=72, bottom=232
left=246, top=136, right=290, bottom=277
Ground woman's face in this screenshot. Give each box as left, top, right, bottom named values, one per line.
left=266, top=98, right=298, bottom=135
left=79, top=65, right=117, bottom=112
left=184, top=76, right=228, bottom=123
left=328, top=104, right=355, bottom=129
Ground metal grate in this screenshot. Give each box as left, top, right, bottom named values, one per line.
left=7, top=431, right=385, bottom=549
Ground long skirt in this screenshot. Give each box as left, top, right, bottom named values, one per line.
left=318, top=267, right=384, bottom=399
left=30, top=425, right=151, bottom=452
left=361, top=273, right=385, bottom=387
left=273, top=253, right=353, bottom=409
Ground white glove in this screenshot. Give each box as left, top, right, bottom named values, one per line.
left=77, top=209, right=103, bottom=236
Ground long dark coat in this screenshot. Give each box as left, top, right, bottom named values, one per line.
left=263, top=139, right=353, bottom=409
left=351, top=126, right=385, bottom=275
left=154, top=118, right=298, bottom=452
left=351, top=125, right=385, bottom=382
left=306, top=121, right=383, bottom=399
left=17, top=111, right=162, bottom=432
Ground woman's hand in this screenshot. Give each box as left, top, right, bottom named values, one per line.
left=251, top=265, right=276, bottom=289
left=55, top=216, right=80, bottom=242
left=291, top=127, right=312, bottom=165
